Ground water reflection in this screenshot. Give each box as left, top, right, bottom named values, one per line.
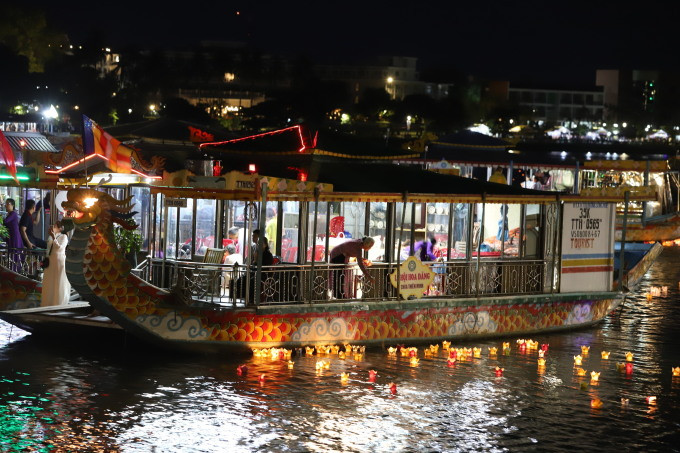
left=2, top=250, right=680, bottom=451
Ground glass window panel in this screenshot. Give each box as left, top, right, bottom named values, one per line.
left=368, top=202, right=387, bottom=262
left=177, top=199, right=194, bottom=259
left=425, top=202, right=449, bottom=259
left=340, top=202, right=366, bottom=240
left=195, top=199, right=217, bottom=255
left=166, top=206, right=178, bottom=259
left=281, top=201, right=300, bottom=262
left=523, top=204, right=542, bottom=258
left=130, top=186, right=151, bottom=251
left=451, top=203, right=470, bottom=259
left=154, top=194, right=164, bottom=258
left=224, top=200, right=249, bottom=256
left=307, top=202, right=328, bottom=262
left=264, top=201, right=278, bottom=254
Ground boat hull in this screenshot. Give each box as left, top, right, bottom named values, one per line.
left=0, top=265, right=41, bottom=311
left=616, top=215, right=680, bottom=242
left=0, top=303, right=122, bottom=337
left=87, top=292, right=622, bottom=353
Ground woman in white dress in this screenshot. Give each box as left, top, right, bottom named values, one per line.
left=41, top=224, right=71, bottom=306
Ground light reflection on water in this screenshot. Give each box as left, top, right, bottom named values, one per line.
left=2, top=250, right=680, bottom=451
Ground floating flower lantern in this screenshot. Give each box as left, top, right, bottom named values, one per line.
left=646, top=293, right=653, bottom=301
left=646, top=396, right=657, bottom=405
left=661, top=286, right=668, bottom=296
left=442, top=341, right=451, bottom=350
left=252, top=348, right=262, bottom=357
left=316, top=361, right=325, bottom=370
left=529, top=340, right=539, bottom=350
left=341, top=372, right=349, bottom=382
left=625, top=362, right=634, bottom=374
left=409, top=347, right=418, bottom=358
left=388, top=382, right=397, bottom=394
left=410, top=357, right=420, bottom=367
left=473, top=347, right=482, bottom=358
left=538, top=350, right=545, bottom=358
left=616, top=362, right=625, bottom=372
left=672, top=367, right=680, bottom=377
left=625, top=352, right=634, bottom=362
left=339, top=351, right=346, bottom=359
left=284, top=349, right=293, bottom=359
left=503, top=342, right=510, bottom=350
left=287, top=360, right=295, bottom=369
left=236, top=365, right=248, bottom=376
left=354, top=353, right=364, bottom=361
left=591, top=398, right=603, bottom=409
left=424, top=349, right=432, bottom=357
left=488, top=347, right=498, bottom=356
left=621, top=398, right=629, bottom=407
left=305, top=346, right=315, bottom=356
left=590, top=371, right=600, bottom=382
left=495, top=366, right=504, bottom=377
left=258, top=374, right=266, bottom=382
left=574, top=355, right=583, bottom=366
left=537, top=358, right=546, bottom=367
left=331, top=345, right=340, bottom=354
left=430, top=344, right=439, bottom=354
left=541, top=344, right=549, bottom=352
left=576, top=367, right=587, bottom=376
left=388, top=347, right=397, bottom=356
left=447, top=358, right=456, bottom=368
left=369, top=370, right=378, bottom=382
left=601, top=351, right=610, bottom=359
left=516, top=338, right=525, bottom=345
left=581, top=346, right=590, bottom=355
left=400, top=347, right=410, bottom=357
left=519, top=342, right=527, bottom=353
left=449, top=350, right=458, bottom=360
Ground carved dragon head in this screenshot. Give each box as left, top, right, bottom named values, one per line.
left=61, top=185, right=137, bottom=233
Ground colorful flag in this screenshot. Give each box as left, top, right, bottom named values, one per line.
left=82, top=115, right=132, bottom=173
left=0, top=130, right=18, bottom=184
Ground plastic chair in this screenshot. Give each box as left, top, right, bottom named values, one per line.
left=329, top=216, right=345, bottom=237
left=282, top=247, right=297, bottom=263
left=306, top=245, right=325, bottom=262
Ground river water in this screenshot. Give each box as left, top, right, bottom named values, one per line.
left=2, top=250, right=680, bottom=452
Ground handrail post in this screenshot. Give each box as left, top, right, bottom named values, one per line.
left=254, top=181, right=268, bottom=307
left=476, top=194, right=486, bottom=298
left=308, top=188, right=320, bottom=304
left=618, top=190, right=630, bottom=291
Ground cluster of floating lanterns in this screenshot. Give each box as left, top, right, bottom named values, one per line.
left=241, top=339, right=680, bottom=404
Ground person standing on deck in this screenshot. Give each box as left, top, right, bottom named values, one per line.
left=414, top=236, right=437, bottom=262
left=3, top=198, right=23, bottom=271
left=20, top=199, right=47, bottom=249
left=329, top=237, right=375, bottom=299
left=41, top=223, right=70, bottom=306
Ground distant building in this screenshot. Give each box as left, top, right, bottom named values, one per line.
left=314, top=56, right=453, bottom=103
left=595, top=69, right=659, bottom=122
left=507, top=85, right=604, bottom=126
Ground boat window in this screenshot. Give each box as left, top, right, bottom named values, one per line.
left=130, top=186, right=151, bottom=251
left=425, top=202, right=449, bottom=260
left=195, top=199, right=217, bottom=255
left=523, top=204, right=542, bottom=259
left=451, top=203, right=470, bottom=259
left=394, top=202, right=424, bottom=260
left=281, top=201, right=300, bottom=263
left=480, top=203, right=521, bottom=258
left=368, top=202, right=387, bottom=262
left=307, top=201, right=329, bottom=262
left=166, top=205, right=179, bottom=259
left=264, top=201, right=278, bottom=255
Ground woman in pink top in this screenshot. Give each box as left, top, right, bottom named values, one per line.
left=329, top=237, right=375, bottom=298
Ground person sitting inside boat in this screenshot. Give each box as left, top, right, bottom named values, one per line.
left=330, top=236, right=375, bottom=299
left=414, top=236, right=437, bottom=262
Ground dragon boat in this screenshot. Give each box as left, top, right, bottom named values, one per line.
left=50, top=158, right=655, bottom=353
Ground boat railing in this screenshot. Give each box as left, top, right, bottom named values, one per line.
left=0, top=246, right=48, bottom=279
left=137, top=257, right=547, bottom=306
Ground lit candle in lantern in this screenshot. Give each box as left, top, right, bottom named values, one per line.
left=672, top=367, right=680, bottom=377
left=410, top=357, right=420, bottom=367
left=442, top=341, right=451, bottom=350
left=473, top=347, right=482, bottom=358
left=495, top=366, right=504, bottom=377
left=576, top=367, right=587, bottom=376
left=601, top=351, right=610, bottom=359
left=590, top=371, right=600, bottom=382
left=581, top=345, right=590, bottom=355
left=341, top=372, right=349, bottom=382
left=538, top=350, right=545, bottom=358
left=488, top=347, right=498, bottom=356
left=541, top=343, right=549, bottom=352
left=537, top=358, right=546, bottom=367
left=646, top=396, right=657, bottom=405
left=625, top=352, right=634, bottom=362
left=574, top=355, right=583, bottom=366
left=591, top=398, right=603, bottom=409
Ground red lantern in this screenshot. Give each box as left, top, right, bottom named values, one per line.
left=625, top=362, right=634, bottom=374
left=213, top=160, right=223, bottom=176
left=389, top=383, right=397, bottom=394
left=236, top=364, right=248, bottom=376
left=495, top=366, right=504, bottom=377
left=541, top=344, right=549, bottom=352
left=369, top=370, right=378, bottom=382
left=449, top=350, right=457, bottom=360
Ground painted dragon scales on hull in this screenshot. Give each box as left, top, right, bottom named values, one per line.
left=60, top=187, right=621, bottom=353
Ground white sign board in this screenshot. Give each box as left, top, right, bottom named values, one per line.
left=560, top=202, right=615, bottom=292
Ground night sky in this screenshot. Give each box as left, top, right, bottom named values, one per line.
left=34, top=1, right=680, bottom=86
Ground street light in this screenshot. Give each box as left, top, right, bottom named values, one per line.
left=386, top=77, right=395, bottom=99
